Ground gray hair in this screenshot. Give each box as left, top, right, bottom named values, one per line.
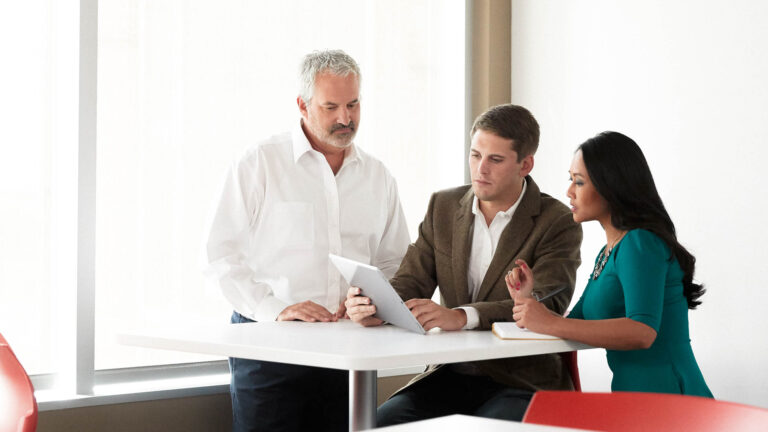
left=298, top=50, right=360, bottom=104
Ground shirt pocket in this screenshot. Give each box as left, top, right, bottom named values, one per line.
left=271, top=202, right=315, bottom=250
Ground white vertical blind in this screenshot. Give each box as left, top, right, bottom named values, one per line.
left=0, top=0, right=465, bottom=392
left=94, top=0, right=465, bottom=369
left=0, top=1, right=80, bottom=376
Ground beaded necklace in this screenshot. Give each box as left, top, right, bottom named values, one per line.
left=592, top=231, right=627, bottom=280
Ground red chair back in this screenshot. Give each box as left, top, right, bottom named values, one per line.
left=559, top=350, right=580, bottom=391
left=523, top=391, right=768, bottom=432
left=0, top=333, right=38, bottom=432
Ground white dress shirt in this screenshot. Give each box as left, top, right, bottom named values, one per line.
left=459, top=180, right=527, bottom=329
left=203, top=121, right=410, bottom=321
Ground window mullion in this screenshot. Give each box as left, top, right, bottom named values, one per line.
left=76, top=0, right=98, bottom=396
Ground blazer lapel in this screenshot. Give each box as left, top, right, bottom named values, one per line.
left=475, top=176, right=542, bottom=301
left=451, top=188, right=475, bottom=307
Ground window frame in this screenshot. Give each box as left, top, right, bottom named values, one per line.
left=32, top=0, right=473, bottom=408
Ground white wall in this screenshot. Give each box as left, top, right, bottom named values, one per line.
left=511, top=0, right=768, bottom=407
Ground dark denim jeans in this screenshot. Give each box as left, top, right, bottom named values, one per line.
left=229, top=312, right=348, bottom=432
left=377, top=366, right=533, bottom=427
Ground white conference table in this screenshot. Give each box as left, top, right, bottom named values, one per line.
left=118, top=320, right=592, bottom=431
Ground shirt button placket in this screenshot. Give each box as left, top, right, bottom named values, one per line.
left=325, top=164, right=342, bottom=310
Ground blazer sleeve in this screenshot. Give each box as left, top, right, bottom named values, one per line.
left=528, top=211, right=583, bottom=316
left=390, top=193, right=440, bottom=300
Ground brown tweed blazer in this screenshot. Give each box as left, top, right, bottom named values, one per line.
left=390, top=176, right=583, bottom=392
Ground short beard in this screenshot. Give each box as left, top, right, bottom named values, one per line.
left=325, top=121, right=357, bottom=149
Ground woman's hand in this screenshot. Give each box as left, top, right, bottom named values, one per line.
left=512, top=297, right=557, bottom=332
left=505, top=259, right=535, bottom=301
left=505, top=259, right=557, bottom=332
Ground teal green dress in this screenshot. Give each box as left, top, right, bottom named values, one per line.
left=568, top=229, right=713, bottom=397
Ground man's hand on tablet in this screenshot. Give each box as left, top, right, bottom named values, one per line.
left=345, top=287, right=384, bottom=327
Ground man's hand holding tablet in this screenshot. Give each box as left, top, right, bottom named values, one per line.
left=329, top=254, right=427, bottom=334
left=345, top=286, right=384, bottom=327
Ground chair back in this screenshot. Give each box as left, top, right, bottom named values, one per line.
left=559, top=351, right=581, bottom=391
left=0, top=333, right=38, bottom=432
left=523, top=391, right=768, bottom=432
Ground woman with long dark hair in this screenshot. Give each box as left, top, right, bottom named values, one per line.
left=507, top=131, right=712, bottom=396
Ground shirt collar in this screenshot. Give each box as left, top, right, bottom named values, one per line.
left=291, top=120, right=314, bottom=163
left=471, top=178, right=528, bottom=219
left=291, top=119, right=362, bottom=166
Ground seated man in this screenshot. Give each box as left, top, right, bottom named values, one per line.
left=346, top=104, right=583, bottom=425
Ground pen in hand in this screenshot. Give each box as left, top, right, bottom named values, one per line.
left=532, top=286, right=567, bottom=302
left=505, top=262, right=567, bottom=302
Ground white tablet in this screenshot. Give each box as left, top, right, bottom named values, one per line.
left=329, top=254, right=426, bottom=335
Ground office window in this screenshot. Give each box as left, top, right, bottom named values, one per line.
left=0, top=1, right=79, bottom=376
left=95, top=0, right=465, bottom=369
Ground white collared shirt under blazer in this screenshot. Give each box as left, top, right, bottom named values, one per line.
left=203, top=121, right=410, bottom=321
left=460, top=180, right=527, bottom=329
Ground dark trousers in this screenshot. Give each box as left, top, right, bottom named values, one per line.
left=377, top=366, right=533, bottom=427
left=229, top=312, right=348, bottom=432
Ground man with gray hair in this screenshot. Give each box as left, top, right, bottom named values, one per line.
left=204, top=50, right=410, bottom=431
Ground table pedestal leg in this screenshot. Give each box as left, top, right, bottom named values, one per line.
left=349, top=370, right=377, bottom=431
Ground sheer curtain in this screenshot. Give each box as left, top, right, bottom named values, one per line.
left=96, top=0, right=465, bottom=369
left=0, top=1, right=79, bottom=376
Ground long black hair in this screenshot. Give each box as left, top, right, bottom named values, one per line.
left=578, top=131, right=705, bottom=309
